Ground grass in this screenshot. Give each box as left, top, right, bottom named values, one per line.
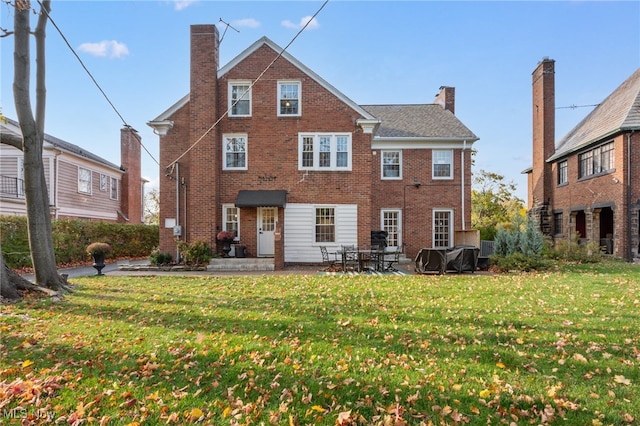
left=1, top=261, right=638, bottom=425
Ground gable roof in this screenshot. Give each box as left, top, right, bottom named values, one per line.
left=2, top=118, right=122, bottom=172
left=150, top=37, right=377, bottom=122
left=548, top=68, right=640, bottom=162
left=361, top=104, right=478, bottom=141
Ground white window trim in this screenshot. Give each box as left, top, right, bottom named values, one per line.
left=381, top=208, right=402, bottom=251
left=222, top=204, right=240, bottom=241
left=277, top=80, right=301, bottom=117
left=222, top=133, right=248, bottom=171
left=228, top=80, right=252, bottom=117
left=432, top=149, right=454, bottom=180
left=78, top=166, right=92, bottom=194
left=298, top=133, right=352, bottom=171
left=381, top=150, right=402, bottom=180
left=433, top=208, right=454, bottom=248
left=110, top=177, right=118, bottom=200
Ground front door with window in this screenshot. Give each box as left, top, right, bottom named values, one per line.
left=258, top=207, right=276, bottom=257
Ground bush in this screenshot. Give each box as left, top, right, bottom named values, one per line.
left=0, top=215, right=159, bottom=268
left=547, top=234, right=603, bottom=263
left=491, top=215, right=547, bottom=272
left=149, top=249, right=173, bottom=266
left=177, top=239, right=212, bottom=266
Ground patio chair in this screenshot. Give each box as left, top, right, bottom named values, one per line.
left=319, top=246, right=339, bottom=271
left=382, top=250, right=400, bottom=272
left=341, top=245, right=360, bottom=272
left=368, top=245, right=385, bottom=271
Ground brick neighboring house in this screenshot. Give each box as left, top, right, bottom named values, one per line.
left=525, top=58, right=640, bottom=260
left=148, top=25, right=479, bottom=268
left=0, top=118, right=145, bottom=223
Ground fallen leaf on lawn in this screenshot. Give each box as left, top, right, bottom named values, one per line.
left=189, top=408, right=203, bottom=420
left=21, top=360, right=34, bottom=368
left=614, top=375, right=631, bottom=385
left=337, top=410, right=352, bottom=425
left=479, top=389, right=491, bottom=399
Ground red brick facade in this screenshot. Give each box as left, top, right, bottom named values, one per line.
left=527, top=60, right=640, bottom=260
left=151, top=25, right=477, bottom=267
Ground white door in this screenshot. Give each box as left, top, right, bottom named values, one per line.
left=258, top=207, right=276, bottom=257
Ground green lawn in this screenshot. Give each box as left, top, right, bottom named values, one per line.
left=1, top=261, right=638, bottom=425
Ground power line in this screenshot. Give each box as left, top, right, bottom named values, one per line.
left=36, top=0, right=159, bottom=167
left=166, top=0, right=330, bottom=170
left=556, top=103, right=600, bottom=110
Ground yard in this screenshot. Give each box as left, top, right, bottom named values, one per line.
left=1, top=261, right=638, bottom=425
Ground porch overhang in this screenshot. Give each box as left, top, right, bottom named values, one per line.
left=235, top=190, right=287, bottom=208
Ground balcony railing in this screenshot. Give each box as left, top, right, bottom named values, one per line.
left=0, top=175, right=25, bottom=198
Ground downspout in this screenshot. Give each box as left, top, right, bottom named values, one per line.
left=461, top=141, right=467, bottom=231
left=627, top=131, right=634, bottom=261
left=176, top=162, right=180, bottom=262
left=182, top=177, right=187, bottom=243
left=54, top=151, right=60, bottom=219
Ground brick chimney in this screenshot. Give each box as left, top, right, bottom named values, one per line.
left=188, top=24, right=220, bottom=243
left=531, top=57, right=555, bottom=208
left=434, top=86, right=455, bottom=114
left=120, top=126, right=142, bottom=223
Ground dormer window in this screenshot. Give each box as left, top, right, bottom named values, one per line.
left=229, top=81, right=251, bottom=117
left=278, top=81, right=301, bottom=116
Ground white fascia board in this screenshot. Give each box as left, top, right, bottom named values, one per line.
left=372, top=137, right=478, bottom=150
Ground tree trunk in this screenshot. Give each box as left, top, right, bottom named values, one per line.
left=0, top=251, right=58, bottom=302
left=13, top=0, right=67, bottom=292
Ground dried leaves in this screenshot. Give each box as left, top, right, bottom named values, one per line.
left=1, top=269, right=638, bottom=424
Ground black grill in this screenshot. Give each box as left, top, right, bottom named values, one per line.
left=371, top=230, right=388, bottom=248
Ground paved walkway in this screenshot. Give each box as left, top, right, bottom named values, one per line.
left=20, top=259, right=417, bottom=282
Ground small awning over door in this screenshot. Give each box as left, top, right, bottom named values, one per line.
left=235, top=190, right=287, bottom=208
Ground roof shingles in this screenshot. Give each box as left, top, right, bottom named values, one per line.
left=361, top=104, right=478, bottom=140
left=550, top=68, right=640, bottom=161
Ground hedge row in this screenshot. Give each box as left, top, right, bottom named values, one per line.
left=0, top=216, right=159, bottom=268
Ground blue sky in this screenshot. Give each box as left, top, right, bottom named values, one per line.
left=1, top=0, right=639, bottom=201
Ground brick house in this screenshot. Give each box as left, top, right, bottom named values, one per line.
left=0, top=118, right=145, bottom=223
left=525, top=58, right=640, bottom=260
left=148, top=25, right=478, bottom=268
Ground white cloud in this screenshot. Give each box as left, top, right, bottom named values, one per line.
left=233, top=18, right=261, bottom=29
left=78, top=40, right=130, bottom=59
left=171, top=0, right=197, bottom=11
left=281, top=15, right=319, bottom=30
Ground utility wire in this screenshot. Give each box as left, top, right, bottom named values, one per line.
left=166, top=0, right=330, bottom=170
left=556, top=103, right=600, bottom=110
left=36, top=0, right=160, bottom=166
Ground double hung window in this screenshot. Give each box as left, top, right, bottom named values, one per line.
left=223, top=205, right=240, bottom=240
left=110, top=177, right=118, bottom=200
left=278, top=81, right=300, bottom=116
left=382, top=151, right=401, bottom=179
left=223, top=134, right=248, bottom=170
left=78, top=167, right=92, bottom=194
left=315, top=207, right=335, bottom=243
left=229, top=82, right=251, bottom=117
left=432, top=150, right=453, bottom=179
